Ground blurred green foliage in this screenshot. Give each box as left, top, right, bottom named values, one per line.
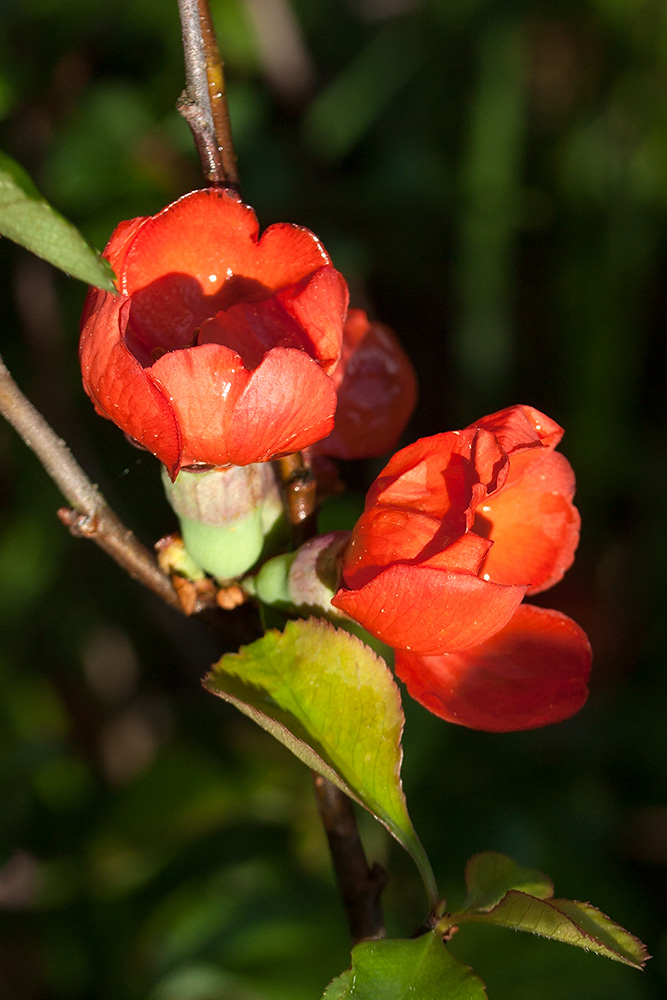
left=1, top=0, right=666, bottom=997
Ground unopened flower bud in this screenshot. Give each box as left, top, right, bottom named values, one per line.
left=249, top=531, right=350, bottom=617
left=162, top=462, right=285, bottom=583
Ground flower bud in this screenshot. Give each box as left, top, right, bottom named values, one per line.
left=162, top=463, right=285, bottom=583
left=249, top=532, right=350, bottom=616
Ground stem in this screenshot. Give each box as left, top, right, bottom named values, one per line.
left=276, top=452, right=318, bottom=549
left=277, top=452, right=387, bottom=942
left=0, top=354, right=182, bottom=613
left=177, top=0, right=239, bottom=188
left=313, top=775, right=386, bottom=944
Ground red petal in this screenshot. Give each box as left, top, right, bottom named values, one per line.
left=122, top=189, right=331, bottom=295
left=118, top=190, right=344, bottom=366
left=475, top=449, right=580, bottom=593
left=394, top=604, right=591, bottom=731
left=198, top=300, right=309, bottom=370
left=148, top=343, right=246, bottom=469
left=475, top=404, right=564, bottom=455
left=226, top=347, right=337, bottom=464
left=193, top=266, right=347, bottom=372
left=341, top=508, right=489, bottom=590
left=366, top=428, right=502, bottom=519
left=80, top=216, right=146, bottom=329
left=79, top=292, right=181, bottom=474
left=312, top=309, right=418, bottom=458
left=341, top=507, right=447, bottom=589
left=149, top=344, right=336, bottom=468
left=332, top=564, right=525, bottom=654
left=421, top=532, right=493, bottom=573
left=276, top=267, right=349, bottom=373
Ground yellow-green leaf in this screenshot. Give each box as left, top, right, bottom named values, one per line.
left=0, top=151, right=115, bottom=291
left=455, top=889, right=648, bottom=968
left=204, top=617, right=437, bottom=904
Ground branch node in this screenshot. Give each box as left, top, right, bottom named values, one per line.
left=58, top=507, right=99, bottom=537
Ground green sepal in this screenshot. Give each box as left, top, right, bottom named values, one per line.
left=321, top=932, right=487, bottom=1000
left=0, top=151, right=116, bottom=291
left=204, top=617, right=438, bottom=905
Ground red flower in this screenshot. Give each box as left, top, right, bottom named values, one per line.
left=80, top=189, right=349, bottom=477
left=312, top=309, right=417, bottom=459
left=331, top=405, right=591, bottom=731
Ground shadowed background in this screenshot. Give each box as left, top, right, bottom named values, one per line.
left=1, top=1, right=666, bottom=997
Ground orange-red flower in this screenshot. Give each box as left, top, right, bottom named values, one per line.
left=80, top=189, right=349, bottom=477
left=312, top=309, right=417, bottom=460
left=332, top=405, right=591, bottom=731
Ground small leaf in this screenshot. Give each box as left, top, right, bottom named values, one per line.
left=456, top=890, right=648, bottom=969
left=319, top=933, right=487, bottom=1000
left=461, top=851, right=554, bottom=911
left=204, top=618, right=438, bottom=904
left=0, top=151, right=116, bottom=291
left=549, top=899, right=649, bottom=967
left=322, top=971, right=354, bottom=999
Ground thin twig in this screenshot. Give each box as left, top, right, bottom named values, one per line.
left=177, top=0, right=239, bottom=188
left=313, top=775, right=387, bottom=944
left=0, top=353, right=182, bottom=613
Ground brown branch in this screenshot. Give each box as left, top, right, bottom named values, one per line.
left=276, top=452, right=318, bottom=549
left=313, top=775, right=387, bottom=944
left=177, top=0, right=239, bottom=188
left=0, top=353, right=182, bottom=613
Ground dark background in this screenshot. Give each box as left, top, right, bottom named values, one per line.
left=1, top=1, right=666, bottom=997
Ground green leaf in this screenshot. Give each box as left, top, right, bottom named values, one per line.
left=441, top=853, right=648, bottom=969
left=461, top=851, right=554, bottom=911
left=454, top=890, right=648, bottom=968
left=0, top=151, right=116, bottom=291
left=322, top=971, right=354, bottom=999
left=320, top=933, right=487, bottom=1000
left=204, top=618, right=438, bottom=904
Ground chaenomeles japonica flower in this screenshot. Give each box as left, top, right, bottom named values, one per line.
left=80, top=188, right=416, bottom=477
left=253, top=405, right=591, bottom=732
left=79, top=188, right=348, bottom=478
left=79, top=188, right=416, bottom=582
left=332, top=404, right=591, bottom=731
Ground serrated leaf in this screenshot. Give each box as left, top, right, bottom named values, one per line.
left=456, top=889, right=648, bottom=968
left=204, top=618, right=438, bottom=903
left=549, top=899, right=649, bottom=967
left=0, top=152, right=116, bottom=291
left=322, top=971, right=354, bottom=999
left=319, top=933, right=487, bottom=1000
left=461, top=851, right=553, bottom=911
